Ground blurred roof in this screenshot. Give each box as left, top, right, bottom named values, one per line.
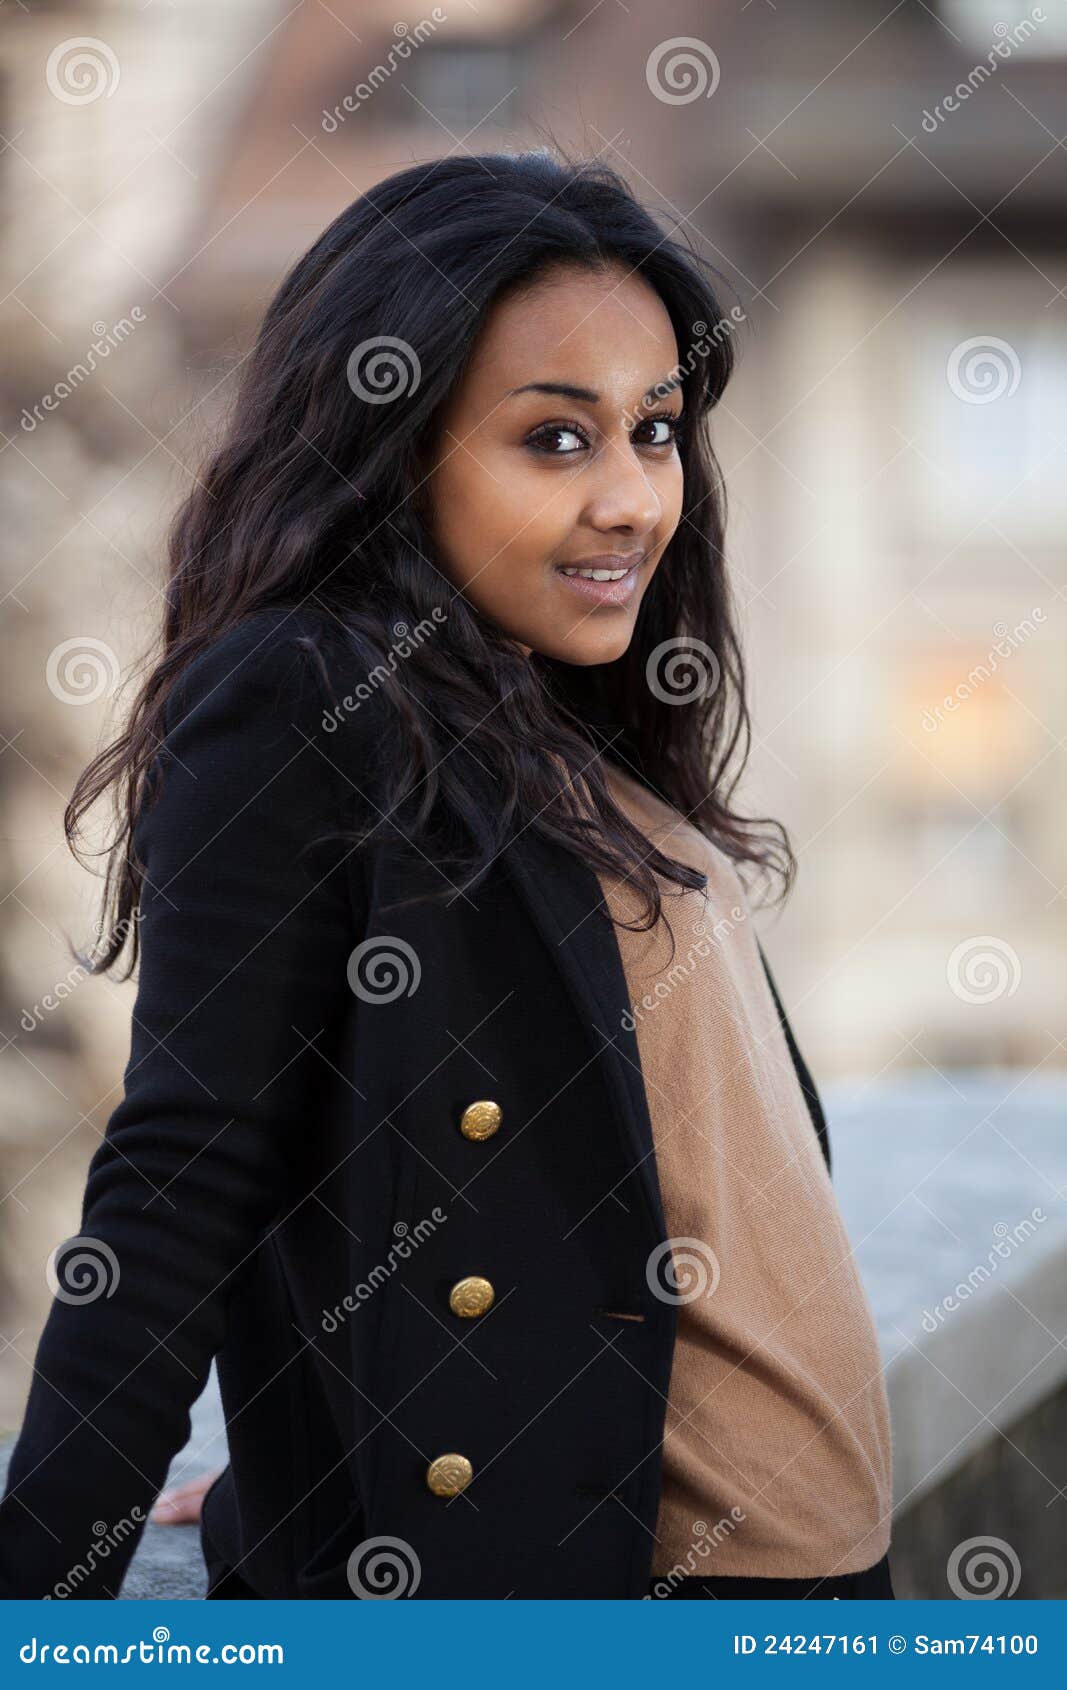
left=169, top=0, right=1067, bottom=348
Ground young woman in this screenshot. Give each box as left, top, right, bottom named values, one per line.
left=0, top=149, right=895, bottom=1601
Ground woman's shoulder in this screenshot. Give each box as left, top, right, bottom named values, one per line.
left=169, top=604, right=340, bottom=716
left=165, top=604, right=391, bottom=764
left=140, top=605, right=393, bottom=849
left=603, top=757, right=752, bottom=908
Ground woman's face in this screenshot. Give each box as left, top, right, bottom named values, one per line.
left=423, top=262, right=686, bottom=665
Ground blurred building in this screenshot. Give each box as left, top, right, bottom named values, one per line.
left=9, top=0, right=1059, bottom=1090
left=0, top=0, right=279, bottom=1430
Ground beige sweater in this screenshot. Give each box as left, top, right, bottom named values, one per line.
left=593, top=762, right=893, bottom=1580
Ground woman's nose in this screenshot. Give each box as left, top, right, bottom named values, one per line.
left=581, top=445, right=663, bottom=537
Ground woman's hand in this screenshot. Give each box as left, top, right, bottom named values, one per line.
left=149, top=1467, right=225, bottom=1525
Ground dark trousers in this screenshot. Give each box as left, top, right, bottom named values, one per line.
left=204, top=1510, right=895, bottom=1601
left=648, top=1550, right=895, bottom=1599
left=201, top=1513, right=262, bottom=1599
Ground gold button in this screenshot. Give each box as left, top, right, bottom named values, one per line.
left=459, top=1100, right=502, bottom=1141
left=448, top=1275, right=495, bottom=1317
left=425, top=1453, right=473, bottom=1496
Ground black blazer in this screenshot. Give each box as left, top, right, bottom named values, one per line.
left=0, top=606, right=829, bottom=1600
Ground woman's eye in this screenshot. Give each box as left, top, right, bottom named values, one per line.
left=527, top=423, right=589, bottom=455
left=526, top=414, right=683, bottom=455
left=634, top=414, right=684, bottom=447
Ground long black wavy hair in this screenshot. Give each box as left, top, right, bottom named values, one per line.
left=67, top=146, right=795, bottom=977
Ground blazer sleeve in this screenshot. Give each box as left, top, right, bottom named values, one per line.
left=0, top=611, right=365, bottom=1598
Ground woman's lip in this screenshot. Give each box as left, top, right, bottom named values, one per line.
left=553, top=556, right=646, bottom=607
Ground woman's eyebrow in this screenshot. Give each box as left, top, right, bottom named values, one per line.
left=506, top=372, right=683, bottom=404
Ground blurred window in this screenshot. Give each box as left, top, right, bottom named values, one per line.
left=939, top=1, right=1067, bottom=55
left=377, top=42, right=519, bottom=132
left=906, top=313, right=1067, bottom=544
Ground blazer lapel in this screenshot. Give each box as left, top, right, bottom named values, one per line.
left=499, top=825, right=668, bottom=1247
